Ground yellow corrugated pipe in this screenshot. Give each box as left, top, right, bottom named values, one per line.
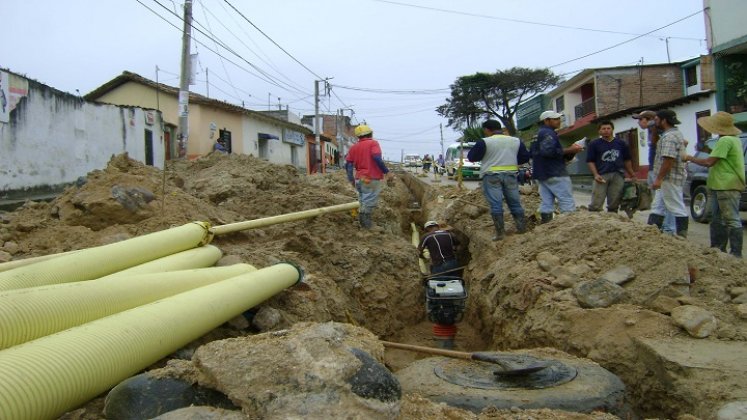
left=411, top=222, right=430, bottom=275
left=0, top=250, right=80, bottom=273
left=0, top=263, right=257, bottom=350
left=0, top=222, right=212, bottom=291
left=0, top=262, right=303, bottom=420
left=101, top=244, right=223, bottom=278
left=210, top=201, right=359, bottom=235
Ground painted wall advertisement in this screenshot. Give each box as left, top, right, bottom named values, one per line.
left=0, top=71, right=30, bottom=124
left=0, top=71, right=9, bottom=123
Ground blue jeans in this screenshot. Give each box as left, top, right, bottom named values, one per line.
left=356, top=179, right=382, bottom=213
left=538, top=176, right=576, bottom=213
left=482, top=172, right=524, bottom=216
left=431, top=258, right=460, bottom=277
left=648, top=171, right=676, bottom=233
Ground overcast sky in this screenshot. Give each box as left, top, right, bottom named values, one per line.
left=2, top=0, right=707, bottom=160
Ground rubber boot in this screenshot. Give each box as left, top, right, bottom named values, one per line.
left=728, top=227, right=743, bottom=258
left=647, top=213, right=664, bottom=230
left=710, top=222, right=728, bottom=252
left=675, top=216, right=689, bottom=238
left=540, top=213, right=553, bottom=224
left=512, top=213, right=527, bottom=234
left=359, top=212, right=372, bottom=229
left=491, top=213, right=505, bottom=241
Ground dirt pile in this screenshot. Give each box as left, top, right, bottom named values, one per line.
left=422, top=185, right=747, bottom=417
left=4, top=153, right=745, bottom=419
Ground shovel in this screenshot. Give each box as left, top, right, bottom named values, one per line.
left=381, top=341, right=548, bottom=376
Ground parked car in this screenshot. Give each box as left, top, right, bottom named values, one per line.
left=404, top=154, right=422, bottom=167
left=444, top=142, right=481, bottom=179
left=684, top=132, right=747, bottom=223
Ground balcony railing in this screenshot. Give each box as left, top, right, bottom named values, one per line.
left=574, top=98, right=596, bottom=120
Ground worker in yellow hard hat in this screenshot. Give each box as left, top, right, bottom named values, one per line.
left=345, top=124, right=394, bottom=229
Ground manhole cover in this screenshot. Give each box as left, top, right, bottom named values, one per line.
left=434, top=353, right=577, bottom=390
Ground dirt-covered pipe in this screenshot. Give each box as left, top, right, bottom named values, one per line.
left=0, top=263, right=257, bottom=350
left=0, top=222, right=212, bottom=291
left=101, top=244, right=223, bottom=278
left=210, top=202, right=359, bottom=235
left=0, top=262, right=303, bottom=420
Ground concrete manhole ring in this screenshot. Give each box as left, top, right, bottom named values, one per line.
left=396, top=353, right=628, bottom=415
left=433, top=354, right=578, bottom=390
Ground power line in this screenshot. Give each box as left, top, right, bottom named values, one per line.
left=549, top=10, right=703, bottom=68
left=222, top=0, right=325, bottom=80
left=146, top=0, right=311, bottom=98
left=370, top=0, right=704, bottom=41
left=200, top=0, right=308, bottom=93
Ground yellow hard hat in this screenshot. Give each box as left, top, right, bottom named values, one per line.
left=354, top=124, right=372, bottom=137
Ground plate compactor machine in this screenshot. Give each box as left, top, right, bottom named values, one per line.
left=425, top=276, right=467, bottom=348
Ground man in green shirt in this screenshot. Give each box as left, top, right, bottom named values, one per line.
left=685, top=112, right=745, bottom=257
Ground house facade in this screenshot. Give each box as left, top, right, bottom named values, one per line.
left=85, top=72, right=311, bottom=170
left=0, top=69, right=163, bottom=198
left=518, top=59, right=717, bottom=177
left=704, top=0, right=747, bottom=129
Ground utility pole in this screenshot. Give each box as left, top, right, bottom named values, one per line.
left=177, top=0, right=193, bottom=158
left=439, top=123, right=445, bottom=159
left=205, top=68, right=209, bottom=98
left=665, top=37, right=671, bottom=63
left=314, top=80, right=323, bottom=174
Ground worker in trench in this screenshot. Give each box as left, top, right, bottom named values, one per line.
left=418, top=221, right=461, bottom=277
left=345, top=124, right=394, bottom=229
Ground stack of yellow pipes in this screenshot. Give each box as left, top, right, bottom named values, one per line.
left=0, top=201, right=359, bottom=419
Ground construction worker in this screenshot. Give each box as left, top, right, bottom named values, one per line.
left=685, top=112, right=744, bottom=257
left=467, top=119, right=530, bottom=240
left=531, top=110, right=584, bottom=222
left=418, top=221, right=460, bottom=277
left=648, top=109, right=689, bottom=237
left=345, top=124, right=393, bottom=229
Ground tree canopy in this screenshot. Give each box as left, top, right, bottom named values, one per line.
left=436, top=67, right=561, bottom=136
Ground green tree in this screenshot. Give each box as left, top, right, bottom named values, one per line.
left=437, top=67, right=561, bottom=136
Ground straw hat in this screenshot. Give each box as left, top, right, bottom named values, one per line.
left=697, top=111, right=742, bottom=136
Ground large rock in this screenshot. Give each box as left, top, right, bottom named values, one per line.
left=599, top=266, right=635, bottom=285
left=104, top=370, right=238, bottom=420
left=192, top=322, right=400, bottom=419
left=152, top=406, right=247, bottom=420
left=572, top=279, right=626, bottom=308
left=670, top=305, right=718, bottom=338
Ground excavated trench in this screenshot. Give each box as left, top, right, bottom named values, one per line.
left=387, top=171, right=747, bottom=419
left=2, top=155, right=745, bottom=419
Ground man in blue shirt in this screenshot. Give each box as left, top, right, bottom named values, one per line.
left=586, top=120, right=636, bottom=212
left=531, top=110, right=583, bottom=223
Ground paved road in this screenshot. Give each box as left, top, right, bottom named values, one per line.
left=408, top=167, right=746, bottom=259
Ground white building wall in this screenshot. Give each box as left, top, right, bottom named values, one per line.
left=609, top=94, right=717, bottom=168
left=705, top=0, right=747, bottom=51
left=241, top=116, right=306, bottom=168
left=0, top=78, right=163, bottom=193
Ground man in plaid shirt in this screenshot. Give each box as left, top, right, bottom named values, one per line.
left=648, top=109, right=689, bottom=237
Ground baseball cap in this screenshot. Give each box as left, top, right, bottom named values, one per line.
left=424, top=220, right=439, bottom=229
left=632, top=110, right=656, bottom=120
left=539, top=110, right=563, bottom=121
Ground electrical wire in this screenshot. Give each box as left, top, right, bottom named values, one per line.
left=370, top=0, right=705, bottom=41
left=222, top=0, right=325, bottom=80
left=549, top=10, right=703, bottom=68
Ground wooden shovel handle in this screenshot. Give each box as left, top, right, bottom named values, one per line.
left=381, top=341, right=474, bottom=360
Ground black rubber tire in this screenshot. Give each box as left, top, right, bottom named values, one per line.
left=395, top=353, right=627, bottom=416
left=690, top=184, right=712, bottom=223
